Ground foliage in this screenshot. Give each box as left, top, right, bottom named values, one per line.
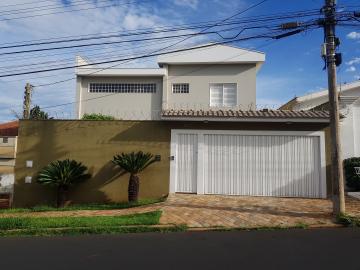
left=112, top=151, right=157, bottom=202
left=0, top=211, right=162, bottom=230
left=337, top=213, right=360, bottom=227
left=81, top=113, right=115, bottom=120
left=0, top=198, right=165, bottom=214
left=112, top=151, right=157, bottom=174
left=343, top=157, right=360, bottom=191
left=0, top=211, right=186, bottom=237
left=29, top=105, right=52, bottom=120
left=0, top=225, right=187, bottom=237
left=37, top=159, right=91, bottom=207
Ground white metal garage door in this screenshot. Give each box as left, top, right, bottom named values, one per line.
left=174, top=134, right=198, bottom=193
left=170, top=130, right=326, bottom=198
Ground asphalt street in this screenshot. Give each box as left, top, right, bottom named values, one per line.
left=0, top=228, right=358, bottom=270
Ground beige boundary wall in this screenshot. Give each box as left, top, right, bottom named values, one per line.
left=14, top=120, right=330, bottom=207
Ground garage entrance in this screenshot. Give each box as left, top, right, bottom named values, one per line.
left=170, top=130, right=326, bottom=198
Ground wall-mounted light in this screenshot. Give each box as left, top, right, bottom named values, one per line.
left=26, top=160, right=33, bottom=168
left=25, top=176, right=32, bottom=184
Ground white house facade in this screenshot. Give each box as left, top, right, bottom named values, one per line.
left=74, top=44, right=331, bottom=199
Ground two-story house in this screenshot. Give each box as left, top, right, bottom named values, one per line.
left=74, top=44, right=331, bottom=199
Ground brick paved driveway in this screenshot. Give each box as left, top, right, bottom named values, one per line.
left=159, top=194, right=335, bottom=228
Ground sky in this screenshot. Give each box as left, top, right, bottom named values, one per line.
left=0, top=0, right=359, bottom=122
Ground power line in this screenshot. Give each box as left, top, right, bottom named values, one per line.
left=0, top=20, right=267, bottom=50
left=0, top=9, right=321, bottom=47
left=0, top=38, right=185, bottom=71
left=0, top=27, right=267, bottom=56
left=0, top=23, right=320, bottom=77
left=26, top=26, right=312, bottom=85
left=0, top=0, right=53, bottom=8
left=0, top=0, right=149, bottom=22
left=0, top=0, right=114, bottom=15
left=32, top=7, right=322, bottom=88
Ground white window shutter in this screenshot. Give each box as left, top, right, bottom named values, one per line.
left=210, top=84, right=223, bottom=107
left=223, top=83, right=237, bottom=107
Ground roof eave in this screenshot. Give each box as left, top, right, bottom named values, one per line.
left=160, top=116, right=330, bottom=123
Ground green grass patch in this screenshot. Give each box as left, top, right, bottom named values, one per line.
left=0, top=225, right=188, bottom=237
left=0, top=211, right=161, bottom=230
left=337, top=213, right=360, bottom=227
left=0, top=198, right=164, bottom=214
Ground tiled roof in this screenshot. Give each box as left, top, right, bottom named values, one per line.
left=0, top=121, right=19, bottom=136
left=161, top=109, right=330, bottom=120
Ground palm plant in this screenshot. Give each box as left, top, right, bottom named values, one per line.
left=37, top=159, right=91, bottom=207
left=112, top=151, right=157, bottom=202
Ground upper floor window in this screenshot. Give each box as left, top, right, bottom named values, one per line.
left=2, top=137, right=8, bottom=143
left=89, top=83, right=156, bottom=93
left=210, top=83, right=237, bottom=107
left=172, top=83, right=189, bottom=94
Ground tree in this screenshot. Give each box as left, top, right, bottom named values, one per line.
left=37, top=159, right=91, bottom=207
left=29, top=105, right=52, bottom=120
left=112, top=151, right=157, bottom=202
left=82, top=113, right=115, bottom=120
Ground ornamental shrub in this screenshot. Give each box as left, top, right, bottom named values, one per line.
left=343, top=157, right=360, bottom=191
left=81, top=113, right=115, bottom=120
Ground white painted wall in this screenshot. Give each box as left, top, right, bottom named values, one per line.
left=76, top=63, right=258, bottom=119
left=77, top=76, right=163, bottom=120
left=354, top=104, right=360, bottom=157
left=164, top=64, right=257, bottom=110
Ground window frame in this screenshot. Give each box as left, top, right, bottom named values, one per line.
left=88, top=83, right=157, bottom=94
left=172, top=83, right=190, bottom=94
left=209, top=83, right=237, bottom=107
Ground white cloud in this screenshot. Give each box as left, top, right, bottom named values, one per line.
left=346, top=66, right=356, bottom=72
left=347, top=32, right=360, bottom=40
left=346, top=57, right=360, bottom=65
left=0, top=0, right=207, bottom=122
left=174, top=0, right=199, bottom=9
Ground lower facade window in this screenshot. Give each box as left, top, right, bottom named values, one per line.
left=172, top=83, right=189, bottom=93
left=210, top=83, right=237, bottom=107
left=89, top=83, right=156, bottom=93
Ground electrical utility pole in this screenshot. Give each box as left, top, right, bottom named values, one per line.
left=322, top=0, right=345, bottom=215
left=23, top=83, right=32, bottom=119
left=279, top=1, right=346, bottom=215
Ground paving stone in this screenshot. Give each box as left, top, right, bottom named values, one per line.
left=2, top=194, right=358, bottom=228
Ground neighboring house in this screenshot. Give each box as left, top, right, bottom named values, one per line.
left=280, top=80, right=360, bottom=160
left=12, top=45, right=332, bottom=207
left=0, top=121, right=18, bottom=208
